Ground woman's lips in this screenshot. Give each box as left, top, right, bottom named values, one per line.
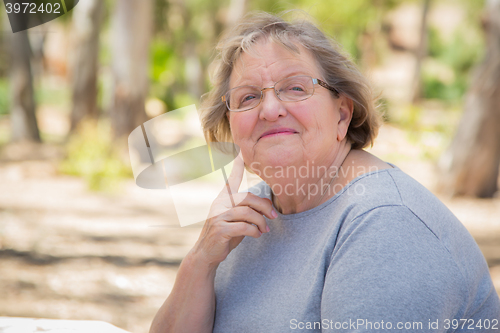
left=259, top=128, right=298, bottom=139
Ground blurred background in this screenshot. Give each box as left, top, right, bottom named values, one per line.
left=0, top=0, right=499, bottom=332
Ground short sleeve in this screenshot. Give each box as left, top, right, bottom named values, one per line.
left=321, top=205, right=467, bottom=332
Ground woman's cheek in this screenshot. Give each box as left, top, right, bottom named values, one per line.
left=231, top=117, right=254, bottom=145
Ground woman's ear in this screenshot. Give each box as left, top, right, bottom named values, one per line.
left=337, top=95, right=354, bottom=141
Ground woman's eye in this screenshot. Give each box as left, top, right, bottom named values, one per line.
left=241, top=95, right=257, bottom=104
left=285, top=85, right=305, bottom=93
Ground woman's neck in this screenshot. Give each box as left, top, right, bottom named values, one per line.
left=267, top=141, right=352, bottom=215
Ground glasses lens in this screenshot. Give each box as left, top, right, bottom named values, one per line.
left=276, top=76, right=314, bottom=102
left=227, top=86, right=261, bottom=111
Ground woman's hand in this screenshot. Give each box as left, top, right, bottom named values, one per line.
left=192, top=152, right=277, bottom=268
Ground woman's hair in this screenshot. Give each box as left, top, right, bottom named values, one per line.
left=200, top=11, right=382, bottom=149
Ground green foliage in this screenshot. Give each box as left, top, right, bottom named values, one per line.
left=173, top=93, right=198, bottom=110
left=150, top=38, right=182, bottom=109
left=398, top=104, right=422, bottom=134
left=423, top=12, right=484, bottom=102
left=35, top=84, right=70, bottom=110
left=148, top=0, right=406, bottom=110
left=429, top=27, right=482, bottom=74
left=250, top=0, right=404, bottom=61
left=450, top=0, right=485, bottom=18
left=0, top=79, right=9, bottom=115
left=59, top=120, right=132, bottom=192
left=422, top=75, right=467, bottom=102
left=148, top=0, right=228, bottom=111
left=0, top=79, right=70, bottom=116
left=385, top=99, right=463, bottom=161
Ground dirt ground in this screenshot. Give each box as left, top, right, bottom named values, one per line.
left=0, top=124, right=499, bottom=333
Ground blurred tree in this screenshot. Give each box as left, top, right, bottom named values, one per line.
left=149, top=0, right=229, bottom=110
left=1, top=14, right=11, bottom=78
left=438, top=0, right=500, bottom=197
left=9, top=31, right=40, bottom=142
left=226, top=0, right=248, bottom=28
left=410, top=0, right=431, bottom=104
left=180, top=1, right=203, bottom=100
left=249, top=0, right=404, bottom=64
left=69, top=0, right=104, bottom=131
left=182, top=0, right=246, bottom=100
left=148, top=0, right=414, bottom=112
left=110, top=0, right=152, bottom=138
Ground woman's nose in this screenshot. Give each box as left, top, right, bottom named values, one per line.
left=258, top=89, right=287, bottom=121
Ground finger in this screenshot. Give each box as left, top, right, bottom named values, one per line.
left=223, top=221, right=263, bottom=239
left=226, top=151, right=245, bottom=196
left=224, top=206, right=269, bottom=234
left=208, top=192, right=276, bottom=224
left=232, top=192, right=277, bottom=220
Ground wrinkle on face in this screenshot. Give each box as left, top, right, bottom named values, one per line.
left=227, top=39, right=342, bottom=173
left=230, top=44, right=308, bottom=89
left=230, top=37, right=304, bottom=88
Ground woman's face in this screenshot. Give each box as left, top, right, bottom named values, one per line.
left=227, top=39, right=352, bottom=173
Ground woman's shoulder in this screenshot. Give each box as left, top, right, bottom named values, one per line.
left=337, top=149, right=443, bottom=218
left=336, top=159, right=493, bottom=297
left=338, top=157, right=468, bottom=246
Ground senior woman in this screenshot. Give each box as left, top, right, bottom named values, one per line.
left=151, top=12, right=500, bottom=333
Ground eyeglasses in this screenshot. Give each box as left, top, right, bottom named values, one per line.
left=222, top=75, right=340, bottom=112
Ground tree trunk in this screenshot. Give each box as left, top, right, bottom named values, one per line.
left=437, top=0, right=500, bottom=198
left=9, top=31, right=40, bottom=142
left=410, top=0, right=431, bottom=104
left=225, top=0, right=247, bottom=28
left=0, top=10, right=10, bottom=77
left=180, top=4, right=202, bottom=101
left=69, top=0, right=104, bottom=131
left=110, top=0, right=152, bottom=139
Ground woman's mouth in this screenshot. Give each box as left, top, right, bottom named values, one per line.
left=259, top=128, right=298, bottom=140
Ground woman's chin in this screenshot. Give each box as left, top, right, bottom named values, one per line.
left=253, top=147, right=301, bottom=169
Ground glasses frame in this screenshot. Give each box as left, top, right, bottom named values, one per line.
left=222, top=75, right=340, bottom=112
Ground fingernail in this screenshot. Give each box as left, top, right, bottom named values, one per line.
left=266, top=225, right=270, bottom=232
left=271, top=210, right=278, bottom=218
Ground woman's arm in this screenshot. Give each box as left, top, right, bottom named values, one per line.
left=149, top=155, right=276, bottom=333
left=149, top=250, right=217, bottom=333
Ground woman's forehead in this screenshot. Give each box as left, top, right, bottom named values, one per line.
left=229, top=40, right=319, bottom=87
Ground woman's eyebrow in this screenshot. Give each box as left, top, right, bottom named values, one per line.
left=276, top=70, right=312, bottom=80
left=232, top=70, right=314, bottom=88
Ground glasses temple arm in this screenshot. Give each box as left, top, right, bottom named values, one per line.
left=314, top=78, right=340, bottom=97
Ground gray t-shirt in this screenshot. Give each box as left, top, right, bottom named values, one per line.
left=213, top=165, right=500, bottom=332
